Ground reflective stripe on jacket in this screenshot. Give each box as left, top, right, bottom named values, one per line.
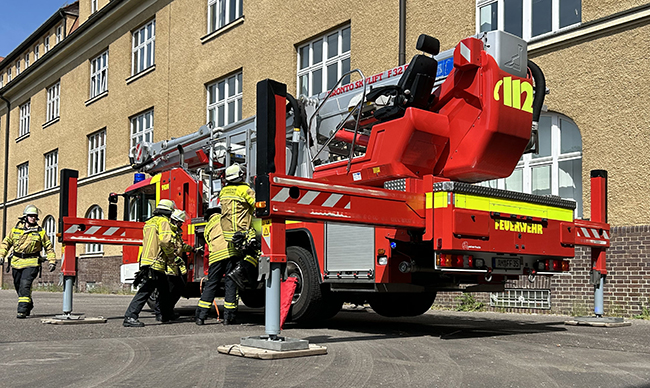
left=166, top=224, right=192, bottom=276
left=139, top=215, right=175, bottom=272
left=205, top=213, right=238, bottom=265
left=0, top=224, right=56, bottom=269
left=219, top=183, right=255, bottom=242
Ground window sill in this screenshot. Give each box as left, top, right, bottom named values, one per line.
left=126, top=65, right=156, bottom=85
left=201, top=16, right=245, bottom=44
left=80, top=252, right=105, bottom=258
left=42, top=117, right=60, bottom=129
left=15, top=133, right=30, bottom=143
left=85, top=90, right=108, bottom=106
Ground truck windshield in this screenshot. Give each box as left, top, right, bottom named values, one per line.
left=125, top=184, right=156, bottom=222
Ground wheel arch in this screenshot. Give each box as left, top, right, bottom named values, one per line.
left=286, top=228, right=323, bottom=284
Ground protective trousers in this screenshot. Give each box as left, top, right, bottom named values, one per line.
left=13, top=267, right=39, bottom=314
left=195, top=258, right=239, bottom=321
left=125, top=270, right=174, bottom=321
left=153, top=275, right=185, bottom=317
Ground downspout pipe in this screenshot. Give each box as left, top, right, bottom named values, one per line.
left=398, top=0, right=406, bottom=66
left=59, top=9, right=67, bottom=39
left=1, top=93, right=10, bottom=287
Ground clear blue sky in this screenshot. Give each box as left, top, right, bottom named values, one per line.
left=0, top=1, right=69, bottom=58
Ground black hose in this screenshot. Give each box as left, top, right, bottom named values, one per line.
left=286, top=93, right=302, bottom=176
left=527, top=60, right=545, bottom=123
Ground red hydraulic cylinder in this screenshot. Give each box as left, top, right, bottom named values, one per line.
left=59, top=169, right=78, bottom=277
left=590, top=170, right=608, bottom=275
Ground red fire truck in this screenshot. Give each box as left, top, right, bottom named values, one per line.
left=59, top=30, right=610, bottom=322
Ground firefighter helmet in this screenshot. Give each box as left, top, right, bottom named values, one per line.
left=171, top=209, right=186, bottom=223
left=23, top=204, right=39, bottom=217
left=156, top=199, right=176, bottom=212
left=225, top=163, right=245, bottom=183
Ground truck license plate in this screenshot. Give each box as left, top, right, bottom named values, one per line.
left=493, top=258, right=521, bottom=270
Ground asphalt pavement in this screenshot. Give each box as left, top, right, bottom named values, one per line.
left=0, top=289, right=649, bottom=388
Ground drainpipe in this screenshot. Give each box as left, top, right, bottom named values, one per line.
left=0, top=93, right=10, bottom=288
left=59, top=9, right=67, bottom=38
left=398, top=0, right=406, bottom=65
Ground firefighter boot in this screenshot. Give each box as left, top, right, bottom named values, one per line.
left=223, top=310, right=237, bottom=325
left=16, top=313, right=26, bottom=319
left=123, top=317, right=145, bottom=327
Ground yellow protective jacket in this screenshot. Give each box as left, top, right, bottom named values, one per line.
left=139, top=215, right=175, bottom=272
left=0, top=223, right=56, bottom=269
left=219, top=183, right=256, bottom=242
left=204, top=213, right=238, bottom=266
left=166, top=224, right=192, bottom=276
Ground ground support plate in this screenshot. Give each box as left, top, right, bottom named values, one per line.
left=565, top=316, right=631, bottom=327
left=218, top=344, right=327, bottom=360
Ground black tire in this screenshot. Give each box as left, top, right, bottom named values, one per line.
left=286, top=246, right=342, bottom=323
left=369, top=292, right=437, bottom=317
left=240, top=288, right=265, bottom=308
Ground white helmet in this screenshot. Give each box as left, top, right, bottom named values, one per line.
left=23, top=204, right=40, bottom=217
left=156, top=199, right=176, bottom=212
left=171, top=209, right=186, bottom=223
left=225, top=163, right=245, bottom=183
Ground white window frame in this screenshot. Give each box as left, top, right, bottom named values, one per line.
left=34, top=44, right=40, bottom=61
left=130, top=110, right=154, bottom=149
left=132, top=19, right=156, bottom=75
left=85, top=205, right=104, bottom=254
left=17, top=162, right=29, bottom=198
left=0, top=74, right=3, bottom=88
left=88, top=130, right=106, bottom=176
left=7, top=68, right=11, bottom=83
left=56, top=25, right=63, bottom=44
left=91, top=0, right=98, bottom=13
left=297, top=25, right=351, bottom=98
left=44, top=149, right=58, bottom=189
left=90, top=50, right=109, bottom=98
left=43, top=216, right=57, bottom=253
left=47, top=82, right=60, bottom=122
left=207, top=0, right=243, bottom=34
left=19, top=101, right=30, bottom=137
left=45, top=36, right=50, bottom=52
left=479, top=112, right=583, bottom=217
left=207, top=72, right=242, bottom=128
left=15, top=60, right=20, bottom=75
left=24, top=53, right=30, bottom=68
left=476, top=0, right=581, bottom=41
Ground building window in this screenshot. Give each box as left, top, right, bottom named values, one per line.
left=17, top=162, right=29, bottom=198
left=476, top=0, right=581, bottom=40
left=43, top=216, right=57, bottom=253
left=45, top=150, right=58, bottom=189
left=132, top=19, right=156, bottom=75
left=47, top=82, right=60, bottom=122
left=24, top=53, right=30, bottom=68
left=0, top=74, right=3, bottom=88
left=207, top=72, right=242, bottom=127
left=88, top=130, right=106, bottom=176
left=34, top=44, right=40, bottom=61
left=19, top=101, right=30, bottom=137
left=85, top=205, right=104, bottom=254
left=130, top=110, right=154, bottom=149
left=208, top=0, right=243, bottom=34
left=478, top=113, right=583, bottom=217
left=90, top=51, right=108, bottom=98
left=16, top=60, right=20, bottom=75
left=91, top=0, right=98, bottom=13
left=45, top=37, right=50, bottom=52
left=7, top=68, right=11, bottom=83
left=297, top=25, right=351, bottom=97
left=56, top=25, right=63, bottom=44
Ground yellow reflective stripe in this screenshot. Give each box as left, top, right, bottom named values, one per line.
left=425, top=192, right=433, bottom=209
left=453, top=193, right=574, bottom=222
left=244, top=255, right=258, bottom=266
left=197, top=300, right=212, bottom=309
left=11, top=258, right=40, bottom=268
left=18, top=297, right=31, bottom=303
left=224, top=301, right=237, bottom=309
left=433, top=192, right=448, bottom=208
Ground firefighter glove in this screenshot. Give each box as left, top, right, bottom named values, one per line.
left=231, top=231, right=248, bottom=252
left=48, top=262, right=56, bottom=272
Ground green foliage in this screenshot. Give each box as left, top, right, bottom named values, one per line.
left=34, top=283, right=64, bottom=292
left=570, top=300, right=590, bottom=317
left=633, top=301, right=650, bottom=320
left=456, top=292, right=485, bottom=312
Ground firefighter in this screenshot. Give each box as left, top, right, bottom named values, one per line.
left=153, top=209, right=194, bottom=321
left=0, top=205, right=56, bottom=319
left=220, top=163, right=259, bottom=293
left=195, top=199, right=241, bottom=325
left=123, top=199, right=177, bottom=327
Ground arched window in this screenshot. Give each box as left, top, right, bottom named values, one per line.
left=85, top=205, right=104, bottom=254
left=480, top=112, right=583, bottom=217
left=43, top=215, right=57, bottom=254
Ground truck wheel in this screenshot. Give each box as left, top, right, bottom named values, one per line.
left=286, top=246, right=342, bottom=323
left=369, top=292, right=437, bottom=317
left=240, top=288, right=265, bottom=308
